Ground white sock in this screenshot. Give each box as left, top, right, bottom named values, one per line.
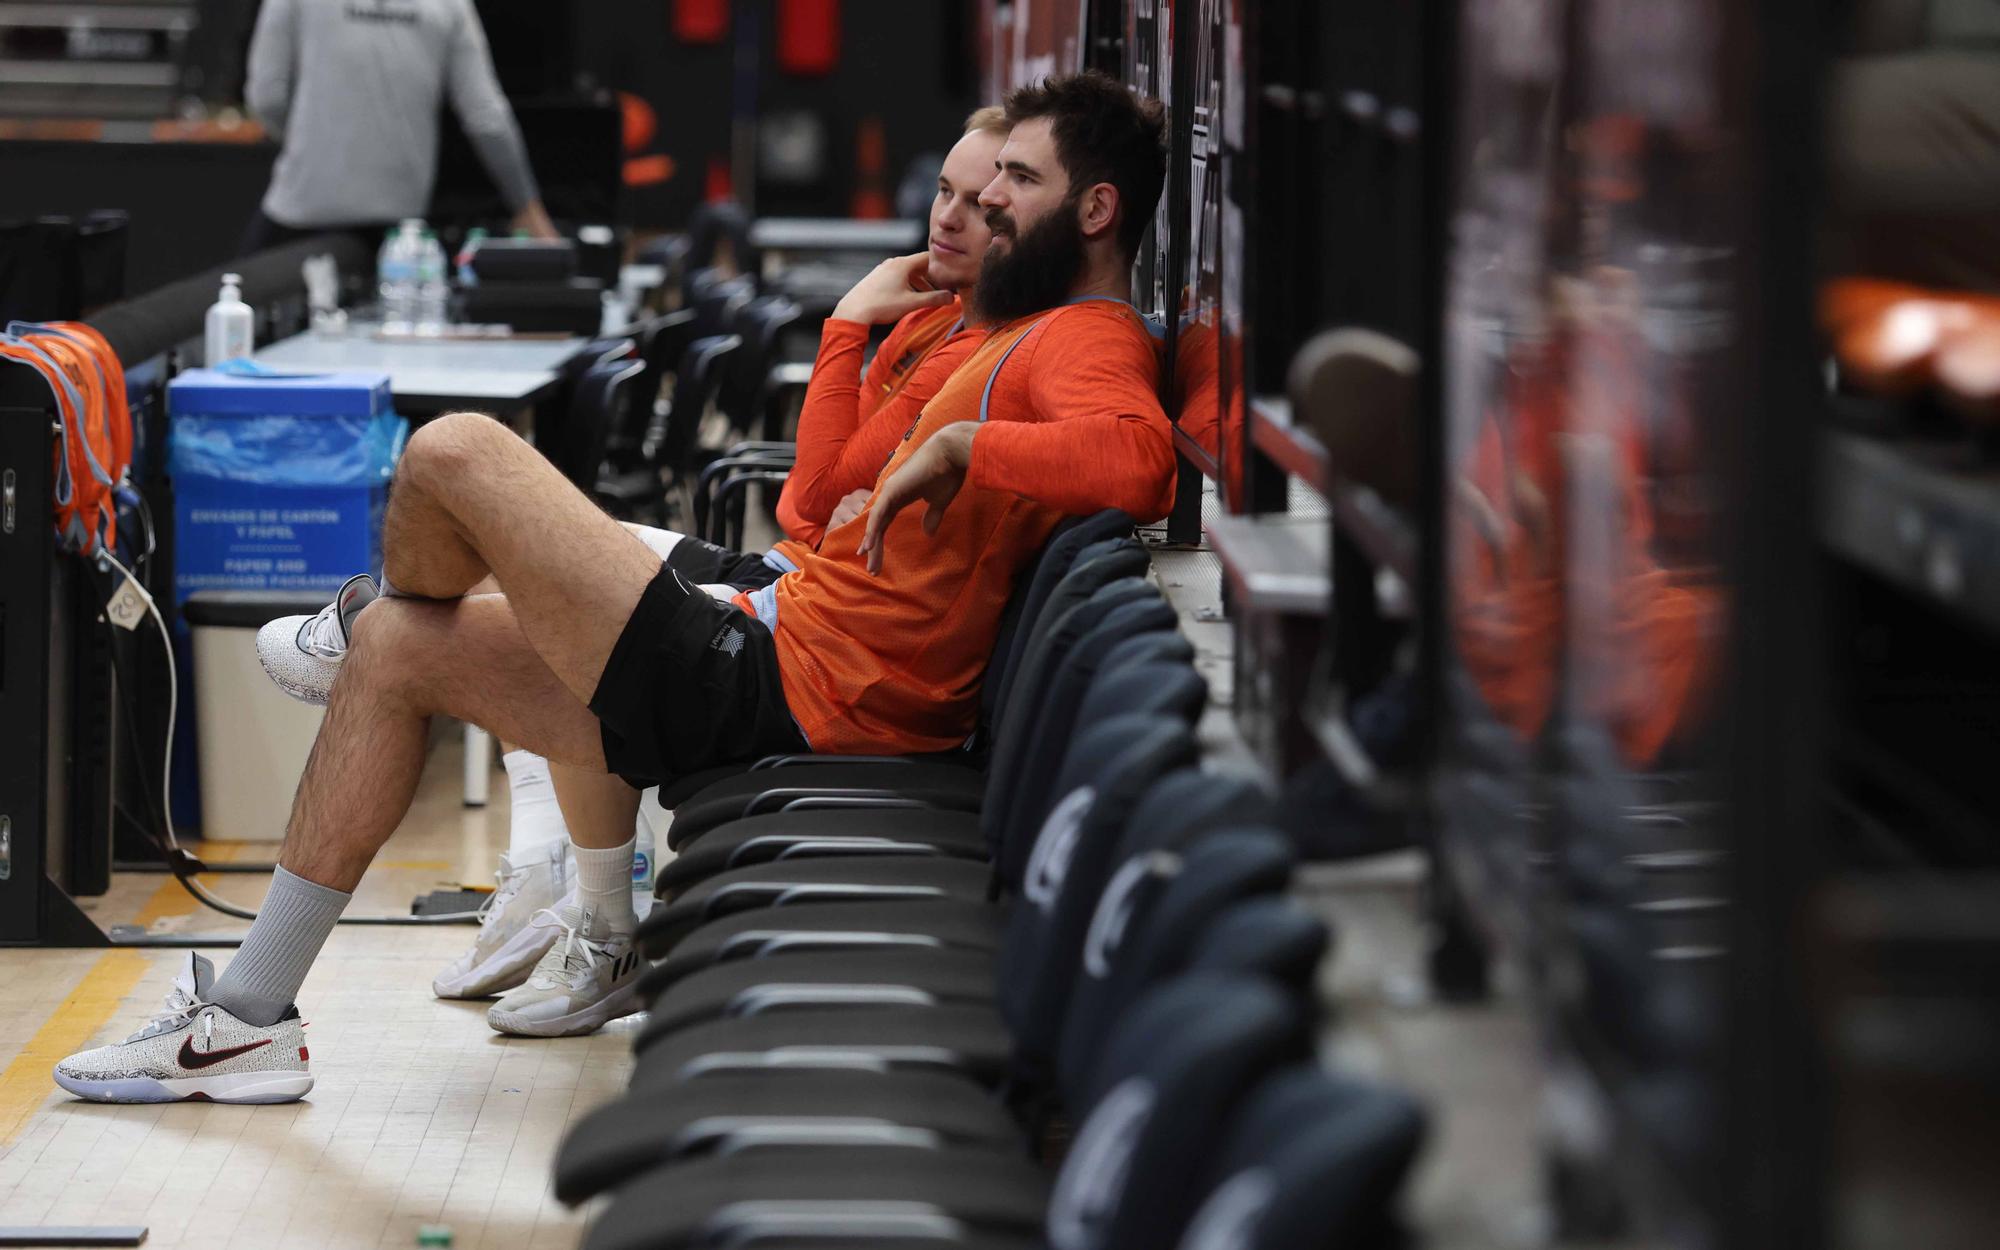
left=502, top=750, right=569, bottom=859
left=570, top=836, right=636, bottom=940
left=376, top=571, right=402, bottom=598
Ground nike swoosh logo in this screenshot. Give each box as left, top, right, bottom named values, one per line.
left=178, top=1036, right=273, bottom=1070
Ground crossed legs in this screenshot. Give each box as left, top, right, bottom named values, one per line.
left=277, top=411, right=657, bottom=886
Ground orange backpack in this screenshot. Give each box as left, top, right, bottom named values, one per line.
left=1, top=320, right=132, bottom=553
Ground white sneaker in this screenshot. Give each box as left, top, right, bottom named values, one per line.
left=53, top=953, right=312, bottom=1105
left=486, top=905, right=643, bottom=1038
left=433, top=841, right=574, bottom=1000
left=256, top=572, right=379, bottom=704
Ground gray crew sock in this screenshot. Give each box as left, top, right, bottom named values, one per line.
left=209, top=866, right=351, bottom=1027
left=375, top=571, right=402, bottom=598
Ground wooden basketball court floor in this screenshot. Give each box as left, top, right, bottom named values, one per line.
left=0, top=733, right=639, bottom=1249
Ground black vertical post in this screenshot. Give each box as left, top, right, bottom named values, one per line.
left=0, top=374, right=57, bottom=944
left=1719, top=0, right=1829, bottom=1243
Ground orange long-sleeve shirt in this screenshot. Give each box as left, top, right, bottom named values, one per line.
left=741, top=298, right=1175, bottom=753
left=775, top=299, right=984, bottom=548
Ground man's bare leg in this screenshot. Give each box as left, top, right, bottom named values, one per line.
left=208, top=595, right=609, bottom=1025
left=377, top=412, right=662, bottom=702
left=550, top=763, right=643, bottom=853
left=550, top=763, right=645, bottom=939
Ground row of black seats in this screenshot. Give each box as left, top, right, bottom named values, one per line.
left=534, top=271, right=809, bottom=532
left=551, top=513, right=1430, bottom=1249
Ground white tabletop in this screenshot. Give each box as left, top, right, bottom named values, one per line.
left=254, top=330, right=589, bottom=409
left=749, top=217, right=924, bottom=253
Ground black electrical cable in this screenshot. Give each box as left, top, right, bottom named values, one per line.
left=92, top=548, right=482, bottom=927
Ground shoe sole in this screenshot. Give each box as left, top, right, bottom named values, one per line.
left=54, top=1068, right=313, bottom=1104
left=487, top=982, right=642, bottom=1038
left=258, top=660, right=333, bottom=706
left=433, top=919, right=565, bottom=1000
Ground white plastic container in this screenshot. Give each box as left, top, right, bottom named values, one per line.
left=378, top=220, right=424, bottom=333
left=633, top=793, right=664, bottom=917
left=203, top=272, right=254, bottom=366
left=184, top=593, right=329, bottom=840
left=415, top=231, right=450, bottom=336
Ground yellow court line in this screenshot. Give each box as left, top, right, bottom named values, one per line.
left=0, top=844, right=246, bottom=1146
left=0, top=950, right=151, bottom=1145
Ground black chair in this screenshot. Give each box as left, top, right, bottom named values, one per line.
left=549, top=355, right=644, bottom=493
left=536, top=337, right=634, bottom=468
left=596, top=332, right=741, bottom=524
left=719, top=295, right=804, bottom=434
left=1173, top=1065, right=1429, bottom=1250
left=603, top=307, right=698, bottom=467
left=579, top=970, right=1306, bottom=1250
left=556, top=814, right=1296, bottom=1205
left=688, top=266, right=756, bottom=338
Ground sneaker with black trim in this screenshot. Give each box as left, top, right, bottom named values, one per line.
left=485, top=905, right=643, bottom=1038
left=53, top=953, right=312, bottom=1104
left=433, top=840, right=575, bottom=1000
left=256, top=572, right=379, bottom=704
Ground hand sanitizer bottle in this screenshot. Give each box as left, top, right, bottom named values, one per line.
left=204, top=272, right=254, bottom=366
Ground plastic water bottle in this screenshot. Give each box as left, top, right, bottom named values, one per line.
left=377, top=220, right=422, bottom=334
left=631, top=807, right=656, bottom=917
left=415, top=230, right=450, bottom=336
left=203, top=272, right=254, bottom=366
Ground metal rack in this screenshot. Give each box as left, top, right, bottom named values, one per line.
left=0, top=1, right=198, bottom=119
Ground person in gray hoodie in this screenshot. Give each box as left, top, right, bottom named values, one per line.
left=242, top=0, right=559, bottom=253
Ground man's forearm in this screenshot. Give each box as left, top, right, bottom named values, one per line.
left=967, top=416, right=1177, bottom=520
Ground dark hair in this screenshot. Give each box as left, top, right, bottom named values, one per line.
left=1002, top=70, right=1167, bottom=260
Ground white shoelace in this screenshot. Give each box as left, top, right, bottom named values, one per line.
left=528, top=908, right=616, bottom=990
left=293, top=599, right=348, bottom=659
left=477, top=858, right=531, bottom=931
left=126, top=982, right=206, bottom=1044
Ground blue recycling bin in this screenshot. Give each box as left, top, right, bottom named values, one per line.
left=167, top=367, right=406, bottom=605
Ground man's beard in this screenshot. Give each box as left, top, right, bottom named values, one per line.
left=973, top=196, right=1087, bottom=324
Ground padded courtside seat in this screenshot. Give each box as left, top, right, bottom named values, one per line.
left=583, top=1149, right=1052, bottom=1250
left=637, top=712, right=1200, bottom=961
left=640, top=898, right=1007, bottom=983
left=585, top=975, right=1308, bottom=1250
left=652, top=809, right=988, bottom=902
left=1056, top=826, right=1295, bottom=1089
left=641, top=945, right=998, bottom=1034
left=664, top=764, right=988, bottom=849
left=638, top=766, right=1263, bottom=1050
left=1173, top=1066, right=1429, bottom=1250
left=563, top=809, right=1294, bottom=1207
left=552, top=1068, right=1027, bottom=1205
left=626, top=718, right=1203, bottom=1076
left=630, top=1001, right=1017, bottom=1091
left=641, top=856, right=997, bottom=949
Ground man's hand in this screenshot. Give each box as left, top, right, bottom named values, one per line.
left=511, top=201, right=561, bottom=242
left=828, top=488, right=871, bottom=532
left=857, top=422, right=978, bottom=575
left=833, top=252, right=954, bottom=325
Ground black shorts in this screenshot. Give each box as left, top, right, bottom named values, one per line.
left=663, top=535, right=786, bottom=591
left=591, top=565, right=806, bottom=789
